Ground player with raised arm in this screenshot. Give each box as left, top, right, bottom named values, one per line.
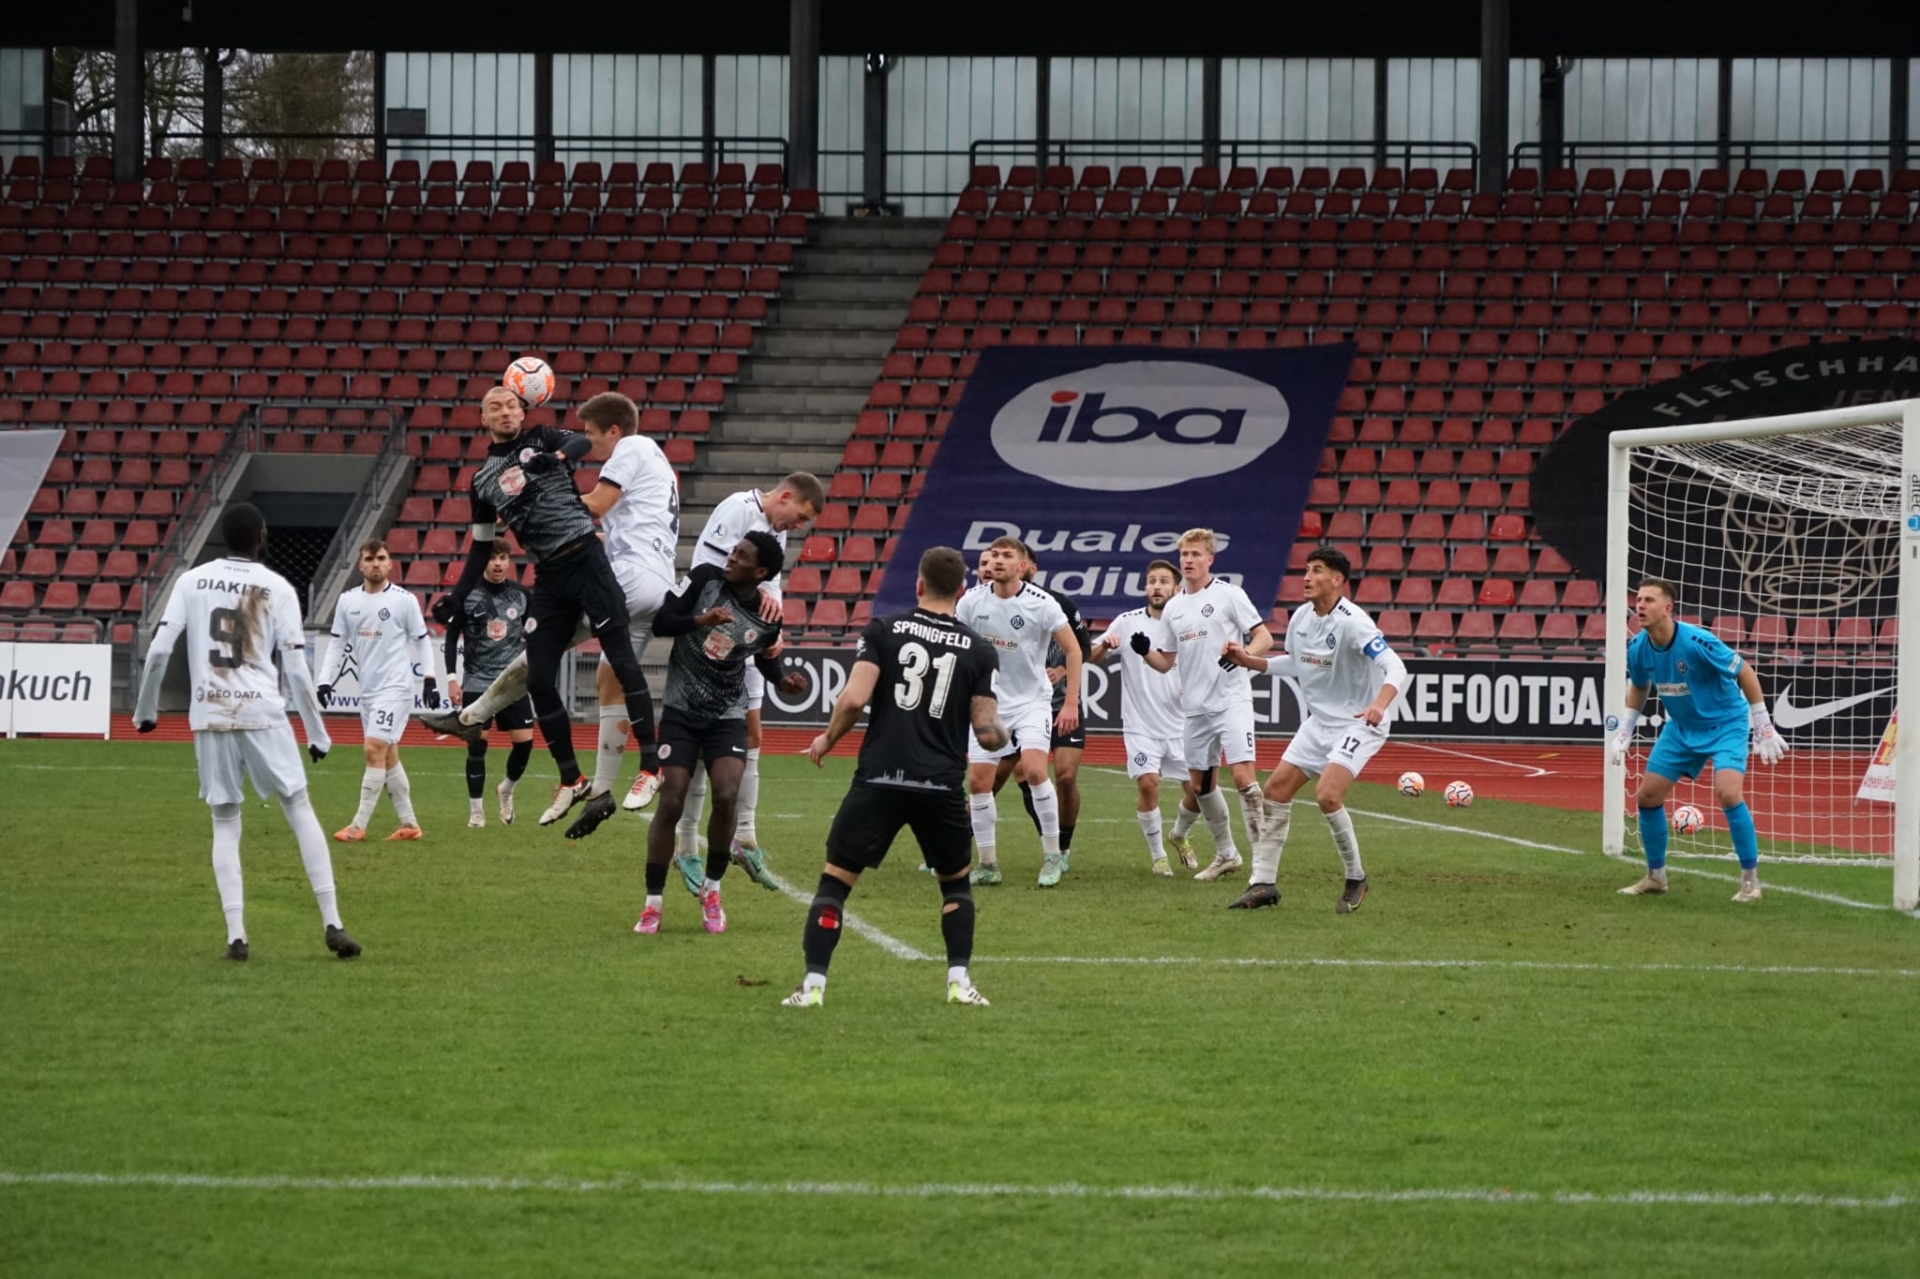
left=957, top=536, right=1084, bottom=887
left=133, top=503, right=360, bottom=961
left=417, top=386, right=662, bottom=827
left=1610, top=577, right=1788, bottom=902
left=635, top=533, right=804, bottom=935
left=1136, top=528, right=1273, bottom=882
left=1087, top=559, right=1200, bottom=876
left=317, top=539, right=441, bottom=842
left=782, top=547, right=1005, bottom=1009
left=665, top=473, right=823, bottom=887
left=444, top=544, right=536, bottom=827
left=1220, top=545, right=1407, bottom=913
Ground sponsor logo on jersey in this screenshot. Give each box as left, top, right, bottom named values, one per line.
left=1655, top=682, right=1690, bottom=697
left=989, top=360, right=1293, bottom=492
left=486, top=619, right=509, bottom=641
left=498, top=466, right=527, bottom=497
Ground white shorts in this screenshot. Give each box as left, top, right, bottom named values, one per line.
left=588, top=566, right=672, bottom=662
left=969, top=699, right=1054, bottom=764
left=360, top=694, right=412, bottom=743
left=195, top=725, right=309, bottom=806
left=743, top=664, right=765, bottom=703
left=1123, top=731, right=1188, bottom=781
left=1183, top=702, right=1258, bottom=771
left=1281, top=714, right=1390, bottom=779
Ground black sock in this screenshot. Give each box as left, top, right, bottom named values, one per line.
left=645, top=861, right=669, bottom=895
left=803, top=874, right=854, bottom=975
left=1060, top=823, right=1075, bottom=855
left=537, top=704, right=580, bottom=783
left=624, top=683, right=660, bottom=772
left=465, top=741, right=488, bottom=799
left=705, top=846, right=731, bottom=884
left=1019, top=781, right=1042, bottom=836
left=505, top=739, right=532, bottom=781
left=940, top=885, right=976, bottom=969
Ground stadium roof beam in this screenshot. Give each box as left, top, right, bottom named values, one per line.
left=111, top=0, right=141, bottom=182
left=1477, top=0, right=1509, bottom=192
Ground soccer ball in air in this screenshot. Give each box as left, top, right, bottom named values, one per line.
left=1671, top=804, right=1706, bottom=835
left=1397, top=771, right=1425, bottom=798
left=503, top=356, right=556, bottom=407
left=1444, top=781, right=1474, bottom=808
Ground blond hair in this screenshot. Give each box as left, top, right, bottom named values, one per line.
left=1178, top=528, right=1217, bottom=552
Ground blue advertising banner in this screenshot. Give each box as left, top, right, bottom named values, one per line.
left=873, top=345, right=1355, bottom=620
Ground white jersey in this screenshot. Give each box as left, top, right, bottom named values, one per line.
left=1283, top=598, right=1402, bottom=724
left=598, top=433, right=679, bottom=587
left=956, top=581, right=1067, bottom=711
left=1153, top=577, right=1267, bottom=716
left=1097, top=608, right=1184, bottom=739
left=693, top=489, right=786, bottom=599
left=319, top=583, right=432, bottom=702
left=150, top=557, right=309, bottom=732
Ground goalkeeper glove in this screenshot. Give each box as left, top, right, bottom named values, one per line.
left=1750, top=702, right=1789, bottom=766
left=422, top=678, right=441, bottom=710
left=518, top=446, right=560, bottom=474
left=1607, top=709, right=1639, bottom=766
left=309, top=744, right=329, bottom=763
left=1129, top=632, right=1152, bottom=656
left=316, top=683, right=334, bottom=704
left=430, top=593, right=457, bottom=626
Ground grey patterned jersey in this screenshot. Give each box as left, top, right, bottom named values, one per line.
left=662, top=565, right=783, bottom=721
left=470, top=425, right=596, bottom=563
left=454, top=578, right=529, bottom=685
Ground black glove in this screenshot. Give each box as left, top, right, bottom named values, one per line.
left=430, top=593, right=457, bottom=626
left=136, top=719, right=156, bottom=733
left=1129, top=632, right=1152, bottom=656
left=519, top=446, right=560, bottom=474
left=316, top=683, right=333, bottom=704
left=309, top=744, right=328, bottom=763
left=422, top=677, right=441, bottom=709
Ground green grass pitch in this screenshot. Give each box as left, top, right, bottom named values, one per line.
left=2, top=738, right=1917, bottom=1277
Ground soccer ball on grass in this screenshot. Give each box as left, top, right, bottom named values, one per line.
left=1671, top=804, right=1706, bottom=835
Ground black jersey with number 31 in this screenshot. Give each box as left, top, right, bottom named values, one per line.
left=854, top=608, right=999, bottom=793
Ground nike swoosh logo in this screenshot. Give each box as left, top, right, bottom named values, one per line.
left=1773, top=684, right=1893, bottom=731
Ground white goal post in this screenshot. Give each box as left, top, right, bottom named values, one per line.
left=1603, top=399, right=1920, bottom=911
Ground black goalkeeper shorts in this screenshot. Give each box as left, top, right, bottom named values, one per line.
left=462, top=689, right=535, bottom=733
left=826, top=780, right=973, bottom=877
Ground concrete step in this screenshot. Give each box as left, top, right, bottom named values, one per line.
left=714, top=412, right=864, bottom=444
left=769, top=299, right=909, bottom=330
left=698, top=442, right=843, bottom=475
left=795, top=244, right=938, bottom=274
left=756, top=327, right=898, bottom=360
left=742, top=355, right=888, bottom=389
left=783, top=272, right=923, bottom=304
left=683, top=474, right=789, bottom=506
left=811, top=218, right=947, bottom=249
left=727, top=384, right=868, bottom=416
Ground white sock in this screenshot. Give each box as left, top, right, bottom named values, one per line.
left=1325, top=806, right=1364, bottom=880
left=645, top=893, right=663, bottom=910
left=592, top=703, right=628, bottom=796
left=702, top=877, right=722, bottom=895
left=280, top=791, right=343, bottom=929
left=1137, top=808, right=1165, bottom=861
left=677, top=764, right=708, bottom=857
left=469, top=797, right=485, bottom=820
left=803, top=971, right=827, bottom=991
left=384, top=762, right=417, bottom=827
left=969, top=791, right=998, bottom=862
left=211, top=802, right=245, bottom=942
left=947, top=965, right=969, bottom=985
left=1171, top=800, right=1199, bottom=839
left=1197, top=788, right=1238, bottom=859
left=1029, top=778, right=1061, bottom=855
left=501, top=773, right=518, bottom=796
left=1252, top=798, right=1292, bottom=883
left=353, top=766, right=387, bottom=828
left=736, top=748, right=761, bottom=843
left=463, top=654, right=530, bottom=725
left=1237, top=782, right=1265, bottom=845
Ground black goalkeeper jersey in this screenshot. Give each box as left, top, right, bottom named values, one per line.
left=1042, top=585, right=1090, bottom=711
left=656, top=565, right=784, bottom=721
left=853, top=608, right=999, bottom=794
left=445, top=577, right=529, bottom=685
left=470, top=426, right=597, bottom=563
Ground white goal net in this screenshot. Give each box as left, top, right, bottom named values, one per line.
left=1603, top=400, right=1920, bottom=909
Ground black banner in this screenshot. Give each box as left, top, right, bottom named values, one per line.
left=1532, top=340, right=1920, bottom=623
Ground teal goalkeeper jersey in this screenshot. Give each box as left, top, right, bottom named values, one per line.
left=1626, top=621, right=1748, bottom=738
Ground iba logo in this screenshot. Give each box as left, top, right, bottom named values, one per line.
left=990, top=360, right=1291, bottom=492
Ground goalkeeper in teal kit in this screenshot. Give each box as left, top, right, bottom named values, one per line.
left=1608, top=578, right=1789, bottom=902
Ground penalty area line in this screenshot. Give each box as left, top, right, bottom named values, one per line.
left=969, top=955, right=1920, bottom=979
left=0, top=1170, right=1909, bottom=1212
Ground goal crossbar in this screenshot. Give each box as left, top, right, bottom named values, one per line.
left=1603, top=399, right=1920, bottom=912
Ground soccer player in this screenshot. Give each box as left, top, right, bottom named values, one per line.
left=636, top=533, right=804, bottom=936
left=418, top=386, right=662, bottom=827
left=1220, top=545, right=1407, bottom=913
left=782, top=546, right=1005, bottom=1009
left=1088, top=559, right=1200, bottom=876
left=666, top=473, right=824, bottom=885
left=1135, top=528, right=1273, bottom=881
left=444, top=544, right=535, bottom=827
left=1019, top=546, right=1090, bottom=870
left=1609, top=577, right=1789, bottom=902
left=316, top=539, right=441, bottom=842
left=133, top=502, right=360, bottom=961
left=957, top=535, right=1083, bottom=887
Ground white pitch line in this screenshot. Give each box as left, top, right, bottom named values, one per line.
left=760, top=868, right=933, bottom=962
left=1392, top=740, right=1557, bottom=778
left=0, top=1169, right=1909, bottom=1212
left=970, top=955, right=1920, bottom=979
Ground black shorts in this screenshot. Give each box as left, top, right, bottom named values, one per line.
left=525, top=539, right=643, bottom=678
left=657, top=707, right=748, bottom=771
left=1050, top=705, right=1086, bottom=752
left=826, top=779, right=973, bottom=877
left=462, top=688, right=534, bottom=733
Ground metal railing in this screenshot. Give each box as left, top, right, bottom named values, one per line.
left=1510, top=138, right=1902, bottom=171
left=968, top=136, right=1481, bottom=172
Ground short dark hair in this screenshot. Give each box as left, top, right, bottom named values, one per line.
left=222, top=503, right=266, bottom=558
left=919, top=547, right=967, bottom=599
left=744, top=529, right=784, bottom=579
left=1639, top=577, right=1679, bottom=604
left=579, top=391, right=638, bottom=434
left=359, top=538, right=388, bottom=558
left=779, top=471, right=825, bottom=511
left=1306, top=544, right=1351, bottom=580
left=489, top=544, right=512, bottom=562
left=1144, top=558, right=1178, bottom=581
